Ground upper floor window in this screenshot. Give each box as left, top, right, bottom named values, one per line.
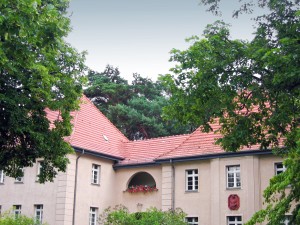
left=34, top=204, right=43, bottom=224
left=186, top=169, right=198, bottom=191
left=227, top=216, right=242, bottom=225
left=15, top=169, right=24, bottom=183
left=36, top=161, right=44, bottom=181
left=0, top=170, right=4, bottom=184
left=275, top=162, right=286, bottom=175
left=281, top=215, right=293, bottom=225
left=91, top=164, right=100, bottom=185
left=186, top=217, right=199, bottom=225
left=89, top=207, right=98, bottom=225
left=13, top=205, right=21, bottom=218
left=227, top=165, right=241, bottom=189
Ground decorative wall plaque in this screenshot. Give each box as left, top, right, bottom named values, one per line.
left=228, top=194, right=240, bottom=210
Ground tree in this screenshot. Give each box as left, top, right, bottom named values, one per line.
left=0, top=0, right=86, bottom=182
left=85, top=65, right=132, bottom=115
left=161, top=0, right=300, bottom=224
left=85, top=66, right=193, bottom=140
left=98, top=205, right=187, bottom=225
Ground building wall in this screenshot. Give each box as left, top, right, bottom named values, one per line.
left=114, top=166, right=162, bottom=212
left=156, top=154, right=283, bottom=225
left=0, top=153, right=284, bottom=225
left=73, top=153, right=118, bottom=225
left=0, top=161, right=62, bottom=225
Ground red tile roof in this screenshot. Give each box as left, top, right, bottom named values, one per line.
left=46, top=95, right=129, bottom=158
left=156, top=124, right=261, bottom=160
left=46, top=95, right=265, bottom=165
left=119, top=134, right=190, bottom=165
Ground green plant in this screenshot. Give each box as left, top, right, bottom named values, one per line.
left=98, top=205, right=187, bottom=225
left=0, top=211, right=47, bottom=225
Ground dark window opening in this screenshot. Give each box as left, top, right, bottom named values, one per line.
left=128, top=172, right=156, bottom=188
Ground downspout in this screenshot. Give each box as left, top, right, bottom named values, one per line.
left=72, top=149, right=85, bottom=225
left=171, top=159, right=175, bottom=211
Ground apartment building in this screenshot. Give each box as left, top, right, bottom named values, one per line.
left=0, top=96, right=285, bottom=225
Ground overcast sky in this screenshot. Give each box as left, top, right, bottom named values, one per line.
left=66, top=0, right=266, bottom=82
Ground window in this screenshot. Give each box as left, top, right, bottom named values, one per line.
left=227, top=165, right=241, bottom=188
left=186, top=169, right=198, bottom=191
left=275, top=162, right=286, bottom=175
left=13, top=205, right=21, bottom=217
left=281, top=215, right=292, bottom=225
left=36, top=161, right=44, bottom=181
left=35, top=205, right=43, bottom=224
left=0, top=170, right=4, bottom=184
left=91, top=164, right=100, bottom=184
left=89, top=207, right=98, bottom=225
left=186, top=217, right=199, bottom=225
left=227, top=216, right=242, bottom=225
left=15, top=169, right=24, bottom=183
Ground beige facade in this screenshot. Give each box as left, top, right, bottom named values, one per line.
left=0, top=151, right=284, bottom=225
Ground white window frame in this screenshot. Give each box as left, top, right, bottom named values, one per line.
left=186, top=217, right=199, bottom=225
left=0, top=170, right=4, bottom=184
left=186, top=169, right=198, bottom=191
left=34, top=204, right=43, bottom=224
left=36, top=161, right=43, bottom=181
left=227, top=216, right=243, bottom=225
left=227, top=165, right=241, bottom=189
left=89, top=207, right=98, bottom=225
left=13, top=205, right=21, bottom=217
left=275, top=162, right=286, bottom=175
left=91, top=164, right=100, bottom=185
left=282, top=215, right=292, bottom=225
left=15, top=169, right=24, bottom=183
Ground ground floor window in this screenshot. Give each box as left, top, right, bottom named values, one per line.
left=89, top=207, right=98, bottom=225
left=35, top=205, right=43, bottom=224
left=186, top=217, right=199, bottom=225
left=227, top=216, right=242, bottom=225
left=13, top=205, right=21, bottom=218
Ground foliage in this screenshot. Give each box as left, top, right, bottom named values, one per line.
left=85, top=65, right=193, bottom=140
left=0, top=211, right=47, bottom=225
left=161, top=0, right=300, bottom=224
left=0, top=0, right=86, bottom=182
left=126, top=185, right=158, bottom=193
left=98, top=205, right=187, bottom=225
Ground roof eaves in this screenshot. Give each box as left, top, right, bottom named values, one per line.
left=113, top=162, right=159, bottom=170
left=73, top=146, right=124, bottom=161
left=155, top=149, right=273, bottom=163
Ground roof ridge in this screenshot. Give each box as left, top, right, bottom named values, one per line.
left=155, top=131, right=195, bottom=159
left=82, top=95, right=129, bottom=141
left=155, top=122, right=222, bottom=160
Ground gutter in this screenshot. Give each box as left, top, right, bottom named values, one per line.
left=171, top=159, right=175, bottom=211
left=72, top=146, right=124, bottom=161
left=72, top=149, right=85, bottom=225
left=155, top=149, right=273, bottom=163
left=113, top=162, right=158, bottom=170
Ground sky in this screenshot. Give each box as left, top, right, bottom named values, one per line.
left=66, top=0, right=266, bottom=82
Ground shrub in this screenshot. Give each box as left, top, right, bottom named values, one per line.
left=99, top=205, right=188, bottom=225
left=0, top=211, right=47, bottom=225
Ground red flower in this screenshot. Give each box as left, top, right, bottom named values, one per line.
left=126, top=185, right=158, bottom=193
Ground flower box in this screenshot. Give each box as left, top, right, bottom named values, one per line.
left=125, top=185, right=158, bottom=193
